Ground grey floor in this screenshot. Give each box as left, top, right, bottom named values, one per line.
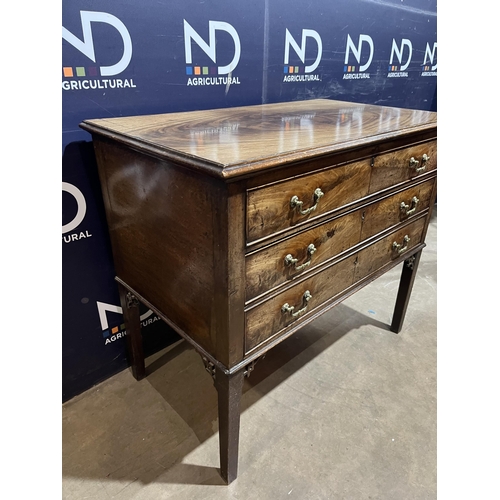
left=62, top=208, right=437, bottom=500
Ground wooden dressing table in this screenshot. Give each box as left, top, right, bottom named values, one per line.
left=81, top=99, right=437, bottom=483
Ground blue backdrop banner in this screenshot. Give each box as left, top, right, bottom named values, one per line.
left=62, top=0, right=436, bottom=402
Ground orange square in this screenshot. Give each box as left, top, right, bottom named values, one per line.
left=289, top=66, right=294, bottom=73
left=63, top=67, right=73, bottom=77
left=111, top=326, right=118, bottom=334
left=194, top=66, right=201, bottom=75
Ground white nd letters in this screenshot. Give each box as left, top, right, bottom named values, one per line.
left=345, top=34, right=374, bottom=72
left=284, top=29, right=322, bottom=73
left=62, top=11, right=132, bottom=76
left=184, top=20, right=241, bottom=75
left=390, top=38, right=412, bottom=71
left=423, top=42, right=437, bottom=70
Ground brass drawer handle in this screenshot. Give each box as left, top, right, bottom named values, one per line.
left=290, top=188, right=324, bottom=216
left=281, top=290, right=312, bottom=318
left=400, top=196, right=419, bottom=216
left=409, top=154, right=430, bottom=173
left=284, top=243, right=317, bottom=271
left=392, top=235, right=410, bottom=254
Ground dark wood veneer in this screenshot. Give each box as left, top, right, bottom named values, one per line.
left=81, top=98, right=437, bottom=484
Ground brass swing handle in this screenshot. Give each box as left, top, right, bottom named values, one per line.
left=409, top=154, right=430, bottom=173
left=281, top=290, right=312, bottom=318
left=284, top=244, right=317, bottom=271
left=400, top=196, right=420, bottom=217
left=290, top=188, right=324, bottom=216
left=392, top=235, right=410, bottom=255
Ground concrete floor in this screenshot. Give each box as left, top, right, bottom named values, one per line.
left=62, top=208, right=436, bottom=500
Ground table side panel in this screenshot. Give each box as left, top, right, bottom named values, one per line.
left=93, top=137, right=223, bottom=357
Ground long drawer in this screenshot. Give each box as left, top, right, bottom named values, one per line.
left=244, top=216, right=427, bottom=354
left=245, top=179, right=434, bottom=302
left=246, top=140, right=437, bottom=244
left=246, top=160, right=371, bottom=243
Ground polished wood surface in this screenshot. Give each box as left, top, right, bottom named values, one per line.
left=82, top=99, right=437, bottom=178
left=81, top=98, right=437, bottom=484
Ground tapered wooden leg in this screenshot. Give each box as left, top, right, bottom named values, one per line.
left=215, top=367, right=244, bottom=484
left=118, top=283, right=146, bottom=380
left=390, top=250, right=422, bottom=334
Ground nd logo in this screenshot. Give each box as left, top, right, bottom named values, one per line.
left=183, top=20, right=241, bottom=75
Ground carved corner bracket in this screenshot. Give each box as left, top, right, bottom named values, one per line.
left=405, top=255, right=416, bottom=270
left=126, top=292, right=139, bottom=308
left=199, top=353, right=267, bottom=384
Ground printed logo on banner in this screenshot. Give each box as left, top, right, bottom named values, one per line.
left=421, top=42, right=437, bottom=76
left=62, top=182, right=93, bottom=243
left=343, top=34, right=374, bottom=80
left=62, top=10, right=137, bottom=91
left=282, top=29, right=322, bottom=83
left=184, top=19, right=241, bottom=87
left=97, top=301, right=160, bottom=345
left=387, top=38, right=412, bottom=78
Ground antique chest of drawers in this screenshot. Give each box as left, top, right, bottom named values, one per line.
left=81, top=99, right=437, bottom=483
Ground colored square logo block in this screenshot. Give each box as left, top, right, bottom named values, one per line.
left=295, top=66, right=299, bottom=73
left=76, top=67, right=85, bottom=77
left=111, top=326, right=118, bottom=334
left=102, top=329, right=109, bottom=338
left=63, top=67, right=73, bottom=77
left=210, top=67, right=217, bottom=75
left=194, top=66, right=201, bottom=75
left=344, top=66, right=348, bottom=72
left=202, top=67, right=209, bottom=75
left=88, top=67, right=98, bottom=76
left=284, top=66, right=288, bottom=74
left=289, top=66, right=294, bottom=73
left=186, top=66, right=193, bottom=75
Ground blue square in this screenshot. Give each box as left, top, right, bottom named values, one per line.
left=344, top=66, right=347, bottom=72
left=102, top=329, right=109, bottom=338
left=388, top=65, right=392, bottom=71
left=284, top=66, right=288, bottom=74
left=186, top=66, right=193, bottom=75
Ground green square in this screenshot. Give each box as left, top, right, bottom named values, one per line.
left=76, top=67, right=86, bottom=77
left=203, top=67, right=209, bottom=75
left=295, top=66, right=299, bottom=73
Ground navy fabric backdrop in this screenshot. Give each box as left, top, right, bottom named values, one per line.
left=62, top=0, right=437, bottom=402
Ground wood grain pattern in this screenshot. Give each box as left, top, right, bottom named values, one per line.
left=81, top=99, right=437, bottom=179
left=245, top=209, right=362, bottom=301
left=247, top=160, right=371, bottom=242
left=245, top=255, right=357, bottom=353
left=360, top=179, right=435, bottom=240
left=369, top=140, right=437, bottom=193
left=354, top=216, right=426, bottom=282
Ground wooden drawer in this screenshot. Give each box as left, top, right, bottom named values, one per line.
left=369, top=140, right=437, bottom=193
left=246, top=209, right=362, bottom=302
left=354, top=216, right=427, bottom=282
left=245, top=255, right=356, bottom=353
left=360, top=179, right=435, bottom=240
left=245, top=179, right=434, bottom=302
left=247, top=160, right=371, bottom=243
left=245, top=215, right=427, bottom=353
